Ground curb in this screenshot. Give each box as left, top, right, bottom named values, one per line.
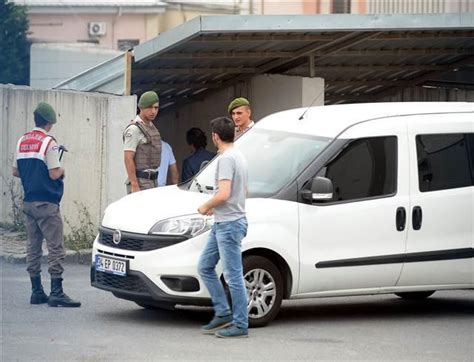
left=0, top=249, right=92, bottom=265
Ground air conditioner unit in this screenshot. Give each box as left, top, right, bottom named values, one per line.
left=89, top=22, right=106, bottom=37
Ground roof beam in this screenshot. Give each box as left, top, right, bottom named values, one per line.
left=295, top=64, right=463, bottom=72
left=159, top=48, right=474, bottom=60
left=134, top=67, right=257, bottom=75
left=189, top=34, right=338, bottom=43
left=158, top=51, right=295, bottom=59
left=325, top=80, right=416, bottom=87
left=373, top=31, right=474, bottom=40
left=185, top=31, right=474, bottom=44
left=313, top=48, right=474, bottom=57
left=135, top=81, right=223, bottom=90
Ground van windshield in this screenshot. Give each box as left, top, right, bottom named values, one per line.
left=187, top=128, right=331, bottom=197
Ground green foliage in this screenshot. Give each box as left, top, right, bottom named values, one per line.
left=0, top=0, right=30, bottom=85
left=64, top=201, right=96, bottom=251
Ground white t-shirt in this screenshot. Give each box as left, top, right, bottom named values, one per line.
left=157, top=141, right=176, bottom=186
left=213, top=147, right=248, bottom=222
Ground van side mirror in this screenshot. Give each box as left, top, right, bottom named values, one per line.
left=301, top=176, right=333, bottom=203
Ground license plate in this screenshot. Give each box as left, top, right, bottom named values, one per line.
left=95, top=255, right=127, bottom=276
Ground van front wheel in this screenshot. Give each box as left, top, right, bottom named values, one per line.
left=243, top=255, right=284, bottom=328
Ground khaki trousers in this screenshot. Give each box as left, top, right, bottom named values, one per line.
left=23, top=201, right=65, bottom=278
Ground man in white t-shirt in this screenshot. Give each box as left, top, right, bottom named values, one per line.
left=157, top=141, right=179, bottom=186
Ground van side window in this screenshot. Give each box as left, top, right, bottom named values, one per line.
left=320, top=136, right=397, bottom=202
left=416, top=133, right=473, bottom=192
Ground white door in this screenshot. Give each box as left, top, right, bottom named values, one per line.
left=397, top=113, right=473, bottom=287
left=297, top=119, right=409, bottom=294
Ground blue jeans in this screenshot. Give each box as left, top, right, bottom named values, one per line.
left=198, top=217, right=248, bottom=329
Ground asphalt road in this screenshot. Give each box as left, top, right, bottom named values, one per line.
left=1, top=261, right=473, bottom=361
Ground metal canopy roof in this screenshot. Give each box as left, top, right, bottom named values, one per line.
left=131, top=13, right=474, bottom=109
left=55, top=14, right=474, bottom=108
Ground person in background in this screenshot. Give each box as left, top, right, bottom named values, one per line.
left=181, top=127, right=216, bottom=182
left=123, top=91, right=162, bottom=193
left=12, top=102, right=81, bottom=308
left=228, top=97, right=254, bottom=140
left=157, top=141, right=179, bottom=186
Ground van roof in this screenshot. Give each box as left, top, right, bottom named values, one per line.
left=256, top=102, right=474, bottom=138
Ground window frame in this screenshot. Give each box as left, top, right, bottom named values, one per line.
left=311, top=135, right=399, bottom=206
left=415, top=132, right=474, bottom=193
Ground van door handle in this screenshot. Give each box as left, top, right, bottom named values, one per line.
left=412, top=206, right=423, bottom=230
left=396, top=207, right=406, bottom=231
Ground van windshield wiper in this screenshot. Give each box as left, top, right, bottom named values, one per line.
left=194, top=179, right=203, bottom=193
left=193, top=179, right=214, bottom=193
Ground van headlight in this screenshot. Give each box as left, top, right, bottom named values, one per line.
left=149, top=214, right=213, bottom=238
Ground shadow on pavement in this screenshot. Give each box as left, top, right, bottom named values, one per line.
left=275, top=293, right=474, bottom=324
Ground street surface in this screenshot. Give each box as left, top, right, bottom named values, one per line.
left=1, top=262, right=473, bottom=361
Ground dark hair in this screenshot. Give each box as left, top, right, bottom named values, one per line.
left=186, top=127, right=207, bottom=149
left=210, top=117, right=234, bottom=143
left=34, top=113, right=49, bottom=127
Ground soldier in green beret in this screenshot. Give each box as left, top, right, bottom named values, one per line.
left=12, top=102, right=81, bottom=308
left=228, top=97, right=255, bottom=140
left=123, top=91, right=162, bottom=193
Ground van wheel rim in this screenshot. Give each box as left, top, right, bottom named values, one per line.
left=244, top=268, right=276, bottom=319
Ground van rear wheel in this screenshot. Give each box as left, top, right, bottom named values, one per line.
left=243, top=255, right=284, bottom=328
left=395, top=291, right=435, bottom=300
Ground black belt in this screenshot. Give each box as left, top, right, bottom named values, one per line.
left=136, top=170, right=158, bottom=180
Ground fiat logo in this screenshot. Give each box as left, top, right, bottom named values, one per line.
left=112, top=230, right=122, bottom=245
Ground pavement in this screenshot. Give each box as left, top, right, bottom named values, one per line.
left=0, top=226, right=92, bottom=264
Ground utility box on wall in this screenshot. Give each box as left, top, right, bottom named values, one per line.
left=0, top=85, right=135, bottom=230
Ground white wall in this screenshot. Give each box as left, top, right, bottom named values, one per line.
left=0, top=85, right=135, bottom=230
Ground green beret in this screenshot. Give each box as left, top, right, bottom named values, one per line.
left=138, top=91, right=159, bottom=108
left=228, top=97, right=250, bottom=114
left=34, top=102, right=57, bottom=124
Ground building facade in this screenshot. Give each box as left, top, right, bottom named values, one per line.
left=11, top=0, right=238, bottom=50
left=249, top=0, right=473, bottom=14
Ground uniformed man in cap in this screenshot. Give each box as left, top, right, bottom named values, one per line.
left=13, top=102, right=81, bottom=308
left=228, top=97, right=255, bottom=140
left=123, top=91, right=162, bottom=193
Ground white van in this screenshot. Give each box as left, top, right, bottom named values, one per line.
left=91, top=102, right=473, bottom=327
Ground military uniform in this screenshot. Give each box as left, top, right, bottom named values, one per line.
left=13, top=102, right=80, bottom=307
left=14, top=127, right=65, bottom=277
left=234, top=120, right=255, bottom=140
left=123, top=115, right=162, bottom=192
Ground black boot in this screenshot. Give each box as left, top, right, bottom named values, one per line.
left=30, top=275, right=48, bottom=304
left=48, top=278, right=81, bottom=308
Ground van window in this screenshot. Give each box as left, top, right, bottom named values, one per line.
left=416, top=133, right=473, bottom=192
left=320, top=136, right=397, bottom=202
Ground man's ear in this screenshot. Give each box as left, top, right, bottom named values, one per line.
left=212, top=132, right=220, bottom=144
